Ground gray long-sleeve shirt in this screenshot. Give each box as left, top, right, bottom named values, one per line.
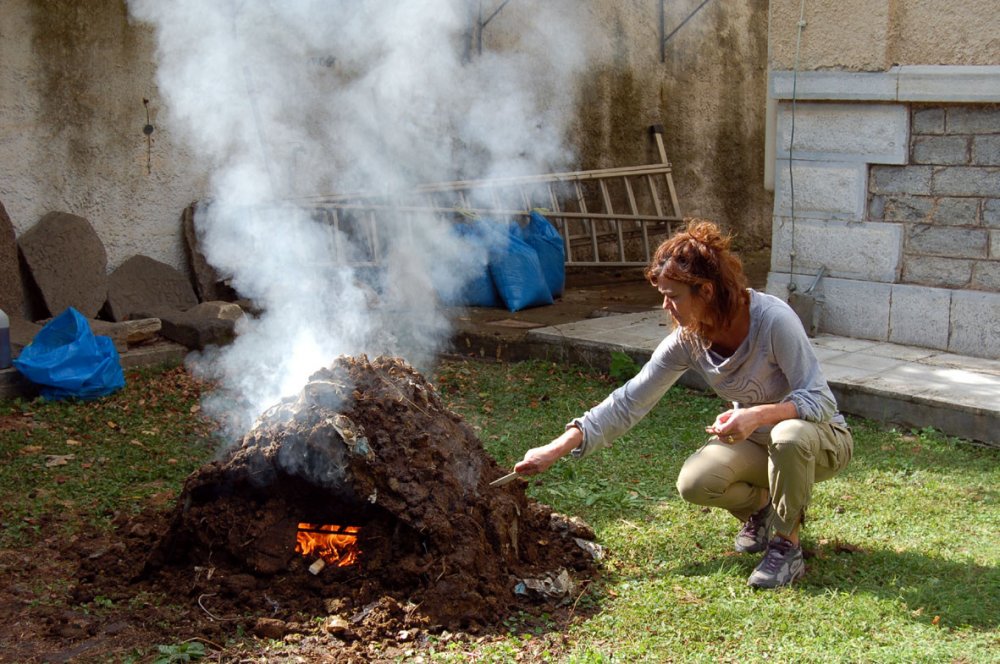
left=569, top=289, right=845, bottom=458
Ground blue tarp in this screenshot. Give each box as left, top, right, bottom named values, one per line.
left=13, top=307, right=125, bottom=400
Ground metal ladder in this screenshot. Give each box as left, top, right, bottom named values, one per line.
left=300, top=125, right=683, bottom=268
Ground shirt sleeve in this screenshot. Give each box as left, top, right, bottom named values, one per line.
left=568, top=332, right=689, bottom=458
left=768, top=304, right=838, bottom=422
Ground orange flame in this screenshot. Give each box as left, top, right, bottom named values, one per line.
left=296, top=523, right=361, bottom=567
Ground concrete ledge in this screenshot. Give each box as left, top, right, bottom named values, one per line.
left=771, top=66, right=1000, bottom=103
left=833, top=381, right=997, bottom=443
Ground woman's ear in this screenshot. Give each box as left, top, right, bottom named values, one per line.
left=699, top=282, right=715, bottom=303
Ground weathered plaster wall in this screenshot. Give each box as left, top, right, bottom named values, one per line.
left=770, top=0, right=1000, bottom=71
left=0, top=0, right=207, bottom=271
left=490, top=1, right=774, bottom=251
left=2, top=1, right=770, bottom=273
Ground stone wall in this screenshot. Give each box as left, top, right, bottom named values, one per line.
left=765, top=69, right=1000, bottom=360
left=870, top=105, right=1000, bottom=292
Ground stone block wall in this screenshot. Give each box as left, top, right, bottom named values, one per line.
left=869, top=105, right=1000, bottom=293
left=766, top=67, right=1000, bottom=360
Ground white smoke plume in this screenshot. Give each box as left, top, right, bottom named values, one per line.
left=128, top=0, right=592, bottom=436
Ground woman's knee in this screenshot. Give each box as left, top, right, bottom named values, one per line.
left=676, top=458, right=727, bottom=505
left=770, top=419, right=811, bottom=445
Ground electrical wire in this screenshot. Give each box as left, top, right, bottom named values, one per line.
left=787, top=0, right=806, bottom=294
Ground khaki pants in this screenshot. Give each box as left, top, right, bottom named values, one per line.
left=675, top=419, right=853, bottom=535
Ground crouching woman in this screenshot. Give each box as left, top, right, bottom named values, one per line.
left=514, top=219, right=852, bottom=588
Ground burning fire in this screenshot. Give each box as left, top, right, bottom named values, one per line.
left=296, top=523, right=361, bottom=568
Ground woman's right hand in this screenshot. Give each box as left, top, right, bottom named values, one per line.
left=514, top=426, right=584, bottom=475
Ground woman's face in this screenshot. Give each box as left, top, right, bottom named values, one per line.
left=656, top=276, right=706, bottom=329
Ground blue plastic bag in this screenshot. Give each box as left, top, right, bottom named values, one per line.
left=444, top=221, right=504, bottom=308
left=522, top=211, right=566, bottom=298
left=489, top=222, right=553, bottom=312
left=14, top=307, right=125, bottom=400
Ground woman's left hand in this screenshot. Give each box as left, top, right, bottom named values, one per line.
left=705, top=406, right=751, bottom=444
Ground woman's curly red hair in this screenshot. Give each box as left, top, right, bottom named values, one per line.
left=644, top=218, right=748, bottom=339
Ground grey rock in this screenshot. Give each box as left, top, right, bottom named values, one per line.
left=931, top=166, right=1000, bottom=197
left=912, top=107, right=945, bottom=135
left=8, top=317, right=42, bottom=357
left=136, top=301, right=243, bottom=350
left=946, top=107, right=1000, bottom=135
left=869, top=166, right=932, bottom=195
left=105, top=255, right=199, bottom=322
left=911, top=136, right=969, bottom=165
left=906, top=225, right=988, bottom=259
left=182, top=202, right=236, bottom=302
left=972, top=136, right=1000, bottom=166
left=17, top=211, right=108, bottom=318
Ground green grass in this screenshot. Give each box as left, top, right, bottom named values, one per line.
left=436, top=359, right=1000, bottom=663
left=1, top=359, right=998, bottom=663
left=0, top=363, right=216, bottom=548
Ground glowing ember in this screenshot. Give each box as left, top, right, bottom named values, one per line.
left=296, top=523, right=361, bottom=567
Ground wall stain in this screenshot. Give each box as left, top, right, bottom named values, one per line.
left=30, top=0, right=141, bottom=176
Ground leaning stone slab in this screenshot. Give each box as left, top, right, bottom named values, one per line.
left=182, top=202, right=237, bottom=303
left=106, top=255, right=199, bottom=322
left=136, top=301, right=243, bottom=350
left=0, top=200, right=24, bottom=318
left=17, top=211, right=108, bottom=318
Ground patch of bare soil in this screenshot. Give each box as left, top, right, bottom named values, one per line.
left=0, top=356, right=601, bottom=663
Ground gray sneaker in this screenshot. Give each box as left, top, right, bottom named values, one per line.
left=747, top=536, right=805, bottom=589
left=734, top=503, right=774, bottom=553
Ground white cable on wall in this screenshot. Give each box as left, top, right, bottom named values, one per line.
left=787, top=0, right=806, bottom=295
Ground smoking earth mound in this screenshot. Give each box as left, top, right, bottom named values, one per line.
left=116, top=355, right=598, bottom=638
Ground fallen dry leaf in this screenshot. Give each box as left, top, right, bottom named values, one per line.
left=44, top=454, right=75, bottom=468
left=20, top=445, right=43, bottom=455
left=66, top=439, right=82, bottom=446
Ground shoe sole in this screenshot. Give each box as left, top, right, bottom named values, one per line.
left=747, top=565, right=805, bottom=589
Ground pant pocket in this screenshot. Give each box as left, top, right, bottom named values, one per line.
left=817, top=423, right=852, bottom=480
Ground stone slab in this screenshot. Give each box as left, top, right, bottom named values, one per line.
left=888, top=284, right=950, bottom=351
left=106, top=255, right=199, bottom=322
left=815, top=277, right=892, bottom=341
left=776, top=102, right=907, bottom=164
left=17, top=211, right=108, bottom=318
left=773, top=160, right=867, bottom=220
left=949, top=290, right=1000, bottom=359
left=770, top=70, right=899, bottom=101
left=770, top=66, right=1000, bottom=104
left=0, top=200, right=24, bottom=318
left=182, top=202, right=236, bottom=303
left=770, top=217, right=903, bottom=282
left=897, top=65, right=1000, bottom=103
